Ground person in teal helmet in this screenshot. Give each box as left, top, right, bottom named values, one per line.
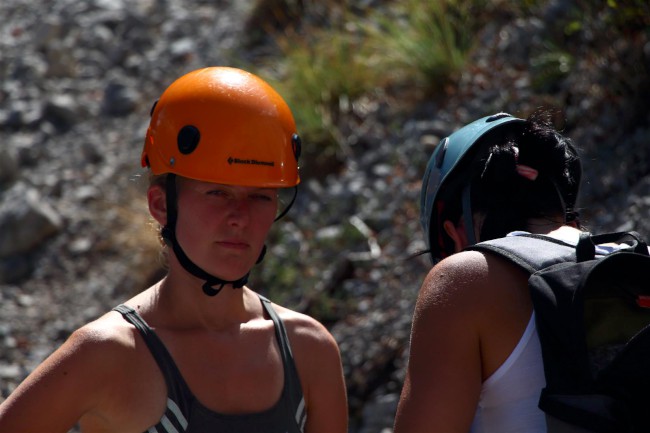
left=394, top=110, right=584, bottom=432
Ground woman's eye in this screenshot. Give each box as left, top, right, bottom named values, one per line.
left=207, top=189, right=228, bottom=197
left=251, top=193, right=274, bottom=202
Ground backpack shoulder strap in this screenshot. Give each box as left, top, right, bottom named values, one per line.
left=465, top=234, right=577, bottom=274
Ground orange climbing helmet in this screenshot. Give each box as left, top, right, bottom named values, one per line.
left=142, top=67, right=301, bottom=187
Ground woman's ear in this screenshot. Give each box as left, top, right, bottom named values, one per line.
left=443, top=220, right=468, bottom=253
left=147, top=184, right=167, bottom=226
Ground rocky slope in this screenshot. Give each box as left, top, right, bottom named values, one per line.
left=0, top=1, right=648, bottom=432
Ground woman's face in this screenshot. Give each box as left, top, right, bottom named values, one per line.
left=170, top=177, right=278, bottom=281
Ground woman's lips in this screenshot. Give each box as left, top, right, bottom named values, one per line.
left=217, top=240, right=249, bottom=250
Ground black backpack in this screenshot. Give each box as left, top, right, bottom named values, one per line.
left=466, top=231, right=650, bottom=433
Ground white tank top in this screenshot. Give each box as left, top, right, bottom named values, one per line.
left=469, top=313, right=547, bottom=433
left=468, top=229, right=634, bottom=433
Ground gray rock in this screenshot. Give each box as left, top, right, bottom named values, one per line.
left=102, top=81, right=140, bottom=116
left=0, top=148, right=19, bottom=186
left=0, top=182, right=63, bottom=258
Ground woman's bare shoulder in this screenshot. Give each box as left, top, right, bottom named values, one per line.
left=52, top=310, right=157, bottom=404
left=423, top=249, right=526, bottom=294
left=52, top=310, right=148, bottom=376
left=72, top=310, right=138, bottom=347
left=420, top=251, right=491, bottom=302
left=267, top=302, right=343, bottom=384
left=0, top=310, right=148, bottom=432
left=270, top=303, right=337, bottom=348
left=268, top=301, right=346, bottom=423
left=418, top=249, right=530, bottom=323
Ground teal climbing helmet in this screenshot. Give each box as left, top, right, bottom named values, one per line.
left=420, top=113, right=526, bottom=263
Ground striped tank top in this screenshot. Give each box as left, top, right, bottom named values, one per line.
left=113, top=295, right=306, bottom=433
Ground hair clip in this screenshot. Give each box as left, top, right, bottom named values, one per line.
left=516, top=164, right=538, bottom=181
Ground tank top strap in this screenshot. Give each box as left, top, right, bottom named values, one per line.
left=112, top=304, right=194, bottom=417
left=258, top=295, right=307, bottom=432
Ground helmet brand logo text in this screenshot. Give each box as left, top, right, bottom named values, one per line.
left=227, top=157, right=275, bottom=167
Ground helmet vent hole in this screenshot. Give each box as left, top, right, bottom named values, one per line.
left=177, top=125, right=200, bottom=155
left=291, top=133, right=302, bottom=161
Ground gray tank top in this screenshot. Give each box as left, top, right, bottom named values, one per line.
left=113, top=294, right=306, bottom=433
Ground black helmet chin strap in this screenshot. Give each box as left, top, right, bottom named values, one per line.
left=274, top=185, right=298, bottom=222
left=161, top=174, right=267, bottom=297
left=461, top=183, right=477, bottom=246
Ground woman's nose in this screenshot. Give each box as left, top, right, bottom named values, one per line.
left=226, top=197, right=250, bottom=226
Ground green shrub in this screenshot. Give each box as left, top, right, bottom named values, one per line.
left=266, top=24, right=382, bottom=174
left=360, top=0, right=481, bottom=97
left=530, top=48, right=575, bottom=92
left=247, top=0, right=492, bottom=177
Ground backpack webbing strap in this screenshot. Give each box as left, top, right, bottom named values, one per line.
left=465, top=234, right=577, bottom=274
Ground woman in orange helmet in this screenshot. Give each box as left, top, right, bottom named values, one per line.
left=0, top=67, right=348, bottom=433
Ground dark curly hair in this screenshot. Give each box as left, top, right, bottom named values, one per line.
left=471, top=109, right=582, bottom=241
